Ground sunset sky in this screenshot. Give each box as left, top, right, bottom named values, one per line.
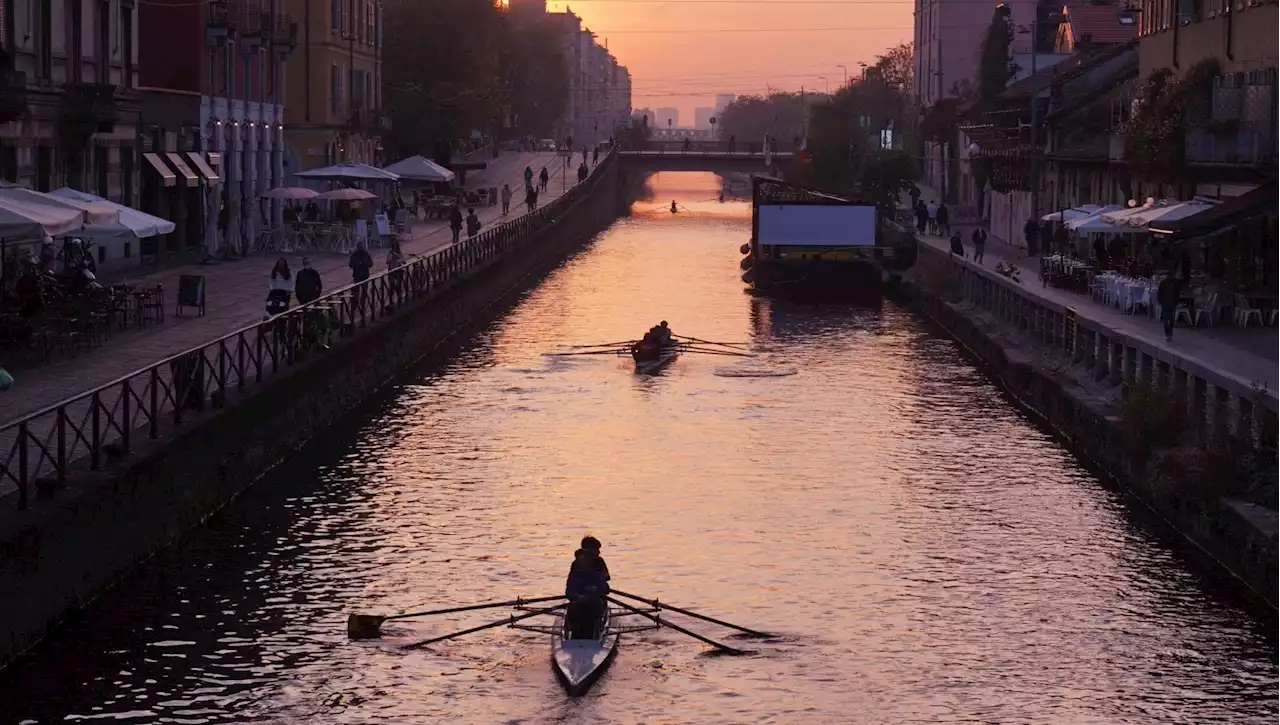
left=544, top=0, right=915, bottom=123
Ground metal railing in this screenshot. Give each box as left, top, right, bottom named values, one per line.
left=625, top=139, right=799, bottom=155
left=0, top=150, right=618, bottom=510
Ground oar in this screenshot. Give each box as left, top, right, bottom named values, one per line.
left=568, top=340, right=637, bottom=349
left=673, top=335, right=750, bottom=348
left=544, top=349, right=627, bottom=357
left=605, top=595, right=746, bottom=655
left=611, top=589, right=772, bottom=638
left=348, top=594, right=563, bottom=638
left=401, top=602, right=567, bottom=650
left=680, top=347, right=754, bottom=357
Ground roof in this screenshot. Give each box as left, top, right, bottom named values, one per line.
left=999, top=42, right=1130, bottom=100
left=1149, top=183, right=1278, bottom=238
left=1061, top=0, right=1139, bottom=46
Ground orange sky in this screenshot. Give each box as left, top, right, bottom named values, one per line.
left=545, top=0, right=915, bottom=124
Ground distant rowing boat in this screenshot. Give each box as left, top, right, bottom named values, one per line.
left=543, top=328, right=755, bottom=376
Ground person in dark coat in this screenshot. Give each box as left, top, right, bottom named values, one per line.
left=971, top=227, right=988, bottom=264
left=465, top=208, right=481, bottom=239
left=1023, top=218, right=1040, bottom=256
left=348, top=243, right=373, bottom=284
left=295, top=257, right=322, bottom=304
left=1093, top=236, right=1109, bottom=270
left=449, top=205, right=464, bottom=244
left=577, top=162, right=588, bottom=183
left=949, top=232, right=965, bottom=258
left=526, top=185, right=539, bottom=213
left=539, top=166, right=549, bottom=192
left=936, top=202, right=950, bottom=236
left=1157, top=275, right=1180, bottom=342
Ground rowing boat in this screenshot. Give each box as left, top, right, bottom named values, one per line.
left=551, top=606, right=620, bottom=696
left=634, top=346, right=679, bottom=375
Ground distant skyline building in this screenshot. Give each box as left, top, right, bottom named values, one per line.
left=694, top=106, right=716, bottom=130
left=714, top=94, right=735, bottom=112
left=655, top=107, right=680, bottom=129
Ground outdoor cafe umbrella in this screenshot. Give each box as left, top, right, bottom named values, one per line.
left=0, top=186, right=120, bottom=226
left=261, top=186, right=320, bottom=200
left=314, top=188, right=378, bottom=201
left=49, top=187, right=176, bottom=239
left=0, top=198, right=83, bottom=238
left=381, top=155, right=456, bottom=183
left=1042, top=205, right=1103, bottom=222
left=295, top=163, right=399, bottom=182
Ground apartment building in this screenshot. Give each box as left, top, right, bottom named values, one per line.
left=0, top=1, right=142, bottom=227
left=282, top=0, right=385, bottom=178
left=139, top=0, right=297, bottom=258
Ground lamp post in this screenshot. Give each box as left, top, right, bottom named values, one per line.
left=818, top=76, right=829, bottom=95
left=837, top=64, right=848, bottom=88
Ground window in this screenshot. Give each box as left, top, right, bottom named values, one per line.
left=1, top=0, right=13, bottom=52
left=69, top=0, right=83, bottom=83
left=96, top=145, right=109, bottom=198
left=332, top=0, right=341, bottom=31
left=351, top=69, right=364, bottom=110
left=36, top=147, right=51, bottom=192
left=331, top=65, right=343, bottom=115
left=121, top=144, right=135, bottom=206
left=366, top=0, right=374, bottom=45
left=97, top=0, right=110, bottom=84
left=122, top=4, right=134, bottom=88
left=39, top=0, right=51, bottom=79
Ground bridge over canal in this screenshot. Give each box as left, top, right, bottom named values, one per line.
left=619, top=140, right=795, bottom=173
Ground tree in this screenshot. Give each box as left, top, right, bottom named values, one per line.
left=717, top=92, right=808, bottom=144
left=382, top=0, right=570, bottom=159
left=978, top=4, right=1014, bottom=104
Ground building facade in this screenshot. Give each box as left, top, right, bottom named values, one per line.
left=139, top=0, right=297, bottom=259
left=281, top=0, right=385, bottom=182
left=1, top=0, right=142, bottom=264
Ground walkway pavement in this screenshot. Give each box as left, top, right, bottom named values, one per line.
left=1, top=150, right=593, bottom=425
left=915, top=226, right=1278, bottom=391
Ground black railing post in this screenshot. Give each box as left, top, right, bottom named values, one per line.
left=152, top=367, right=163, bottom=434
left=120, top=380, right=132, bottom=454
left=17, top=422, right=28, bottom=510
left=56, top=407, right=66, bottom=484
left=90, top=392, right=101, bottom=470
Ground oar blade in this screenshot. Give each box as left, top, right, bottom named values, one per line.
left=347, top=613, right=388, bottom=639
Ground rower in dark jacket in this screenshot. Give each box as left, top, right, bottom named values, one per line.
left=564, top=537, right=610, bottom=638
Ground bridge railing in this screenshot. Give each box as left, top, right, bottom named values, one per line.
left=0, top=149, right=619, bottom=510
left=626, top=139, right=798, bottom=155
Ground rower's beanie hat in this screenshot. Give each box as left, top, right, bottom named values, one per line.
left=581, top=536, right=602, bottom=550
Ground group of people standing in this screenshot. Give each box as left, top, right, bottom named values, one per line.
left=911, top=194, right=951, bottom=237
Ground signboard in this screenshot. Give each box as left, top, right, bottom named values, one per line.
left=757, top=204, right=877, bottom=247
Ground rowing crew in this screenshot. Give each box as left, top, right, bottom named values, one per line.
left=565, top=536, right=611, bottom=639
left=631, top=321, right=674, bottom=358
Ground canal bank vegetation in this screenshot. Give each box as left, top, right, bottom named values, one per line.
left=382, top=0, right=570, bottom=161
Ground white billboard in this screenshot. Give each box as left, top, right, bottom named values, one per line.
left=757, top=204, right=877, bottom=247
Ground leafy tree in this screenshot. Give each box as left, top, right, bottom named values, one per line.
left=717, top=93, right=808, bottom=144
left=856, top=150, right=917, bottom=217
left=382, top=0, right=570, bottom=159
left=978, top=4, right=1014, bottom=104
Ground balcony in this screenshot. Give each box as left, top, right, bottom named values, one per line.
left=347, top=108, right=389, bottom=134
left=238, top=7, right=268, bottom=46
left=273, top=14, right=299, bottom=51
left=59, top=82, right=117, bottom=136
left=0, top=68, right=28, bottom=125
left=206, top=0, right=237, bottom=39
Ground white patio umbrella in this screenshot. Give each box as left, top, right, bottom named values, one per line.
left=1042, top=204, right=1103, bottom=222
left=295, top=163, right=400, bottom=181
left=1119, top=201, right=1216, bottom=228
left=49, top=187, right=176, bottom=239
left=0, top=198, right=84, bottom=238
left=382, top=155, right=456, bottom=183
left=315, top=188, right=377, bottom=201
left=1069, top=206, right=1142, bottom=234
left=262, top=186, right=320, bottom=200
left=0, top=187, right=119, bottom=226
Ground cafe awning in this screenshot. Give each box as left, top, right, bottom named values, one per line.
left=186, top=152, right=221, bottom=184
left=165, top=153, right=199, bottom=185
left=1149, top=183, right=1278, bottom=239
left=142, top=153, right=177, bottom=187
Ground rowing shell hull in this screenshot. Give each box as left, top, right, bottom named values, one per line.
left=551, top=608, right=620, bottom=696
left=634, top=350, right=679, bottom=375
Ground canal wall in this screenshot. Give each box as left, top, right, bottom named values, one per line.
left=0, top=156, right=622, bottom=669
left=900, top=242, right=1278, bottom=608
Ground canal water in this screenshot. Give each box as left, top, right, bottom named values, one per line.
left=2, top=173, right=1275, bottom=724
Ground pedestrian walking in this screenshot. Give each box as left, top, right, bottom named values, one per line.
left=592, top=146, right=599, bottom=166
left=466, top=208, right=482, bottom=239
left=295, top=257, right=322, bottom=304
left=970, top=227, right=988, bottom=263
left=449, top=205, right=463, bottom=244
left=936, top=201, right=950, bottom=236
left=524, top=165, right=534, bottom=188
left=926, top=200, right=938, bottom=235
left=526, top=185, right=538, bottom=213
left=348, top=242, right=374, bottom=284
left=500, top=183, right=513, bottom=215
left=1023, top=217, right=1040, bottom=256
left=949, top=232, right=965, bottom=259
left=1157, top=275, right=1180, bottom=342
left=914, top=199, right=927, bottom=233
left=577, top=162, right=588, bottom=184
left=265, top=257, right=294, bottom=317
left=386, top=239, right=405, bottom=270
left=539, top=166, right=549, bottom=192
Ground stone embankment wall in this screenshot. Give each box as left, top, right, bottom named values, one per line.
left=899, top=242, right=1277, bottom=608
left=0, top=158, right=621, bottom=669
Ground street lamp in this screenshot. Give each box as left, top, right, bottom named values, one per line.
left=837, top=65, right=848, bottom=88
left=818, top=76, right=829, bottom=95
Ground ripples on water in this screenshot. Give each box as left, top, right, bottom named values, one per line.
left=1, top=174, right=1275, bottom=724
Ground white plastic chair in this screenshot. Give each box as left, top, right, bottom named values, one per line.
left=394, top=209, right=410, bottom=233
left=1234, top=294, right=1262, bottom=327
left=375, top=214, right=393, bottom=247
left=354, top=219, right=369, bottom=247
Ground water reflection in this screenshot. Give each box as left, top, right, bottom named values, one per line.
left=0, top=172, right=1274, bottom=724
